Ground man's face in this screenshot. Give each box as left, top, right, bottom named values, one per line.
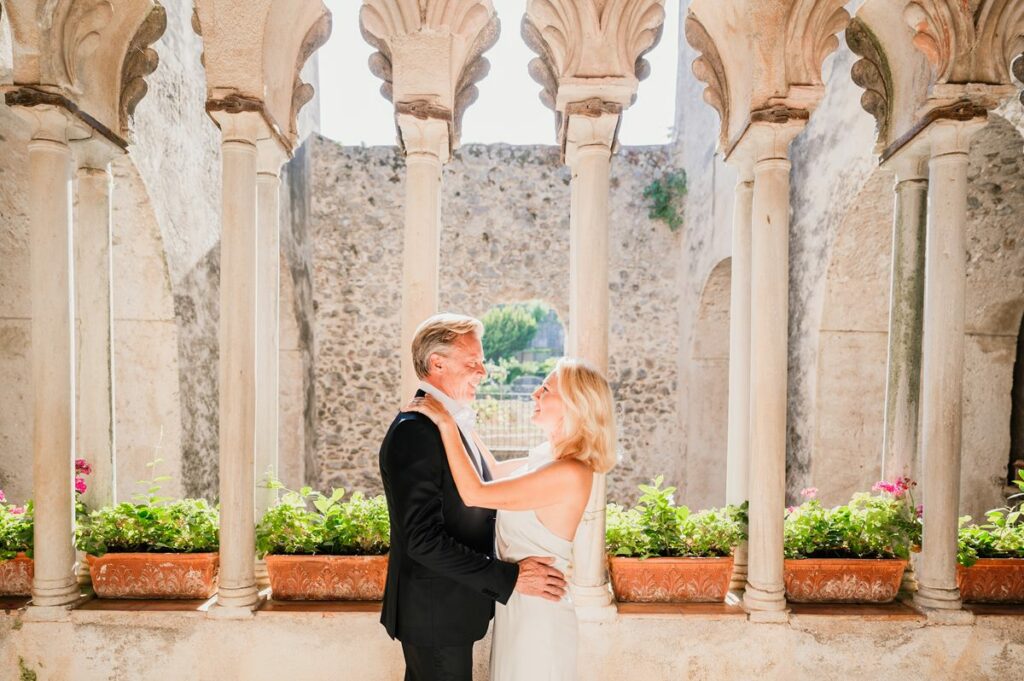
left=429, top=333, right=487, bottom=403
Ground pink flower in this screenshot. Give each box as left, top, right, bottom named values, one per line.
left=75, top=459, right=92, bottom=476
left=74, top=477, right=87, bottom=494
left=915, top=505, right=923, bottom=518
left=0, top=489, right=6, bottom=503
left=800, top=487, right=818, bottom=499
left=9, top=506, right=24, bottom=515
left=786, top=505, right=796, bottom=514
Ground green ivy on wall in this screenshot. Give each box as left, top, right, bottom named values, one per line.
left=642, top=169, right=688, bottom=232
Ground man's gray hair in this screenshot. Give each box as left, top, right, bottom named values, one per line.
left=411, top=313, right=485, bottom=379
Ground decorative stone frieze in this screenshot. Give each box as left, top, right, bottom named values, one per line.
left=847, top=17, right=893, bottom=146
left=1, top=0, right=167, bottom=144
left=683, top=14, right=728, bottom=135
left=905, top=0, right=1024, bottom=86
left=360, top=0, right=499, bottom=151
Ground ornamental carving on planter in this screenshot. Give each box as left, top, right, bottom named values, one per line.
left=265, top=554, right=388, bottom=601
left=784, top=558, right=906, bottom=603
left=0, top=554, right=34, bottom=597
left=608, top=556, right=733, bottom=603
left=957, top=558, right=1024, bottom=603
left=87, top=553, right=219, bottom=599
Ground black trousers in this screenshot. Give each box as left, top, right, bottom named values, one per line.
left=401, top=641, right=473, bottom=681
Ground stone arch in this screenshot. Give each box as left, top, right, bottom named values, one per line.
left=684, top=257, right=730, bottom=509
left=811, top=116, right=1024, bottom=516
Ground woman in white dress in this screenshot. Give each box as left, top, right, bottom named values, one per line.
left=407, top=357, right=616, bottom=681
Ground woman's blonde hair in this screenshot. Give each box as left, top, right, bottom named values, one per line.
left=551, top=358, right=617, bottom=473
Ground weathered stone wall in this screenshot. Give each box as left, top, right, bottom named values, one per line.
left=674, top=1, right=1024, bottom=517
left=309, top=137, right=683, bottom=503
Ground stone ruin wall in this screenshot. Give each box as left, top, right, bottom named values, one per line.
left=308, top=137, right=684, bottom=504
left=675, top=22, right=1024, bottom=518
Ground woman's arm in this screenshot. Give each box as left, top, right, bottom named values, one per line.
left=471, top=431, right=527, bottom=479
left=408, top=396, right=588, bottom=511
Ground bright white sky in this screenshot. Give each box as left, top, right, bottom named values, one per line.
left=318, top=0, right=680, bottom=146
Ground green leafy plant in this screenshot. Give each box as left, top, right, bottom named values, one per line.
left=642, top=170, right=687, bottom=232
left=0, top=457, right=93, bottom=560
left=958, top=469, right=1024, bottom=567
left=0, top=500, right=33, bottom=560
left=75, top=458, right=219, bottom=557
left=605, top=476, right=746, bottom=559
left=255, top=476, right=389, bottom=558
left=783, top=479, right=921, bottom=560
left=481, top=301, right=556, bottom=362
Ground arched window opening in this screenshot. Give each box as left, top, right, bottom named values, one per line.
left=476, top=301, right=565, bottom=459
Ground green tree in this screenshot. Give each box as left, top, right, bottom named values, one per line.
left=481, top=303, right=540, bottom=361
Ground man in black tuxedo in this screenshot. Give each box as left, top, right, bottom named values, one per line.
left=379, top=313, right=567, bottom=681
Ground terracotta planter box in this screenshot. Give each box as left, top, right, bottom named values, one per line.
left=0, top=553, right=33, bottom=597
left=784, top=558, right=906, bottom=603
left=86, top=552, right=219, bottom=599
left=957, top=558, right=1024, bottom=603
left=608, top=556, right=734, bottom=603
left=265, top=554, right=388, bottom=600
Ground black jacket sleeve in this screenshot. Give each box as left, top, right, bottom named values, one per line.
left=384, top=417, right=519, bottom=603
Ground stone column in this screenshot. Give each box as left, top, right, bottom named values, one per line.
left=741, top=120, right=803, bottom=622
left=211, top=112, right=263, bottom=616
left=254, top=137, right=288, bottom=589
left=71, top=138, right=122, bottom=584
left=72, top=141, right=121, bottom=508
left=881, top=150, right=928, bottom=483
left=881, top=149, right=929, bottom=595
left=19, top=106, right=82, bottom=614
left=725, top=162, right=754, bottom=594
left=397, top=115, right=448, bottom=402
left=914, top=117, right=986, bottom=615
left=564, top=108, right=618, bottom=619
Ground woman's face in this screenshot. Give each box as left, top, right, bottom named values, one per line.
left=531, top=371, right=565, bottom=431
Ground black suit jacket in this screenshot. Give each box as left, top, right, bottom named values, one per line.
left=379, top=391, right=519, bottom=647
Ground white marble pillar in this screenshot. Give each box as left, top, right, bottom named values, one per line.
left=398, top=115, right=448, bottom=402
left=72, top=140, right=121, bottom=508
left=564, top=110, right=618, bottom=618
left=211, top=113, right=263, bottom=616
left=881, top=150, right=928, bottom=483
left=914, top=117, right=986, bottom=614
left=71, top=138, right=122, bottom=585
left=254, top=137, right=288, bottom=589
left=742, top=121, right=802, bottom=621
left=725, top=162, right=754, bottom=594
left=18, top=105, right=81, bottom=613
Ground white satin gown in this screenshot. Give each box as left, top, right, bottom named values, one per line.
left=490, top=444, right=578, bottom=681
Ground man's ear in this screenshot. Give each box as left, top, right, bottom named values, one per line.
left=428, top=352, right=445, bottom=374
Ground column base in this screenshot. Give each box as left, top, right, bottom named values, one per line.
left=31, top=579, right=83, bottom=609
left=743, top=581, right=788, bottom=622
left=572, top=583, right=616, bottom=622
left=211, top=583, right=261, bottom=617
left=913, top=584, right=962, bottom=611
left=912, top=603, right=974, bottom=625
left=24, top=593, right=90, bottom=622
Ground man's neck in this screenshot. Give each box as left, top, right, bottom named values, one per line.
left=420, top=378, right=466, bottom=407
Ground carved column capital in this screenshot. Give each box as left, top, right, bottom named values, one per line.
left=563, top=103, right=621, bottom=166
left=360, top=0, right=499, bottom=152
left=397, top=113, right=451, bottom=163
left=727, top=117, right=807, bottom=167
left=523, top=0, right=665, bottom=144
left=195, top=0, right=331, bottom=151
left=2, top=0, right=167, bottom=142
